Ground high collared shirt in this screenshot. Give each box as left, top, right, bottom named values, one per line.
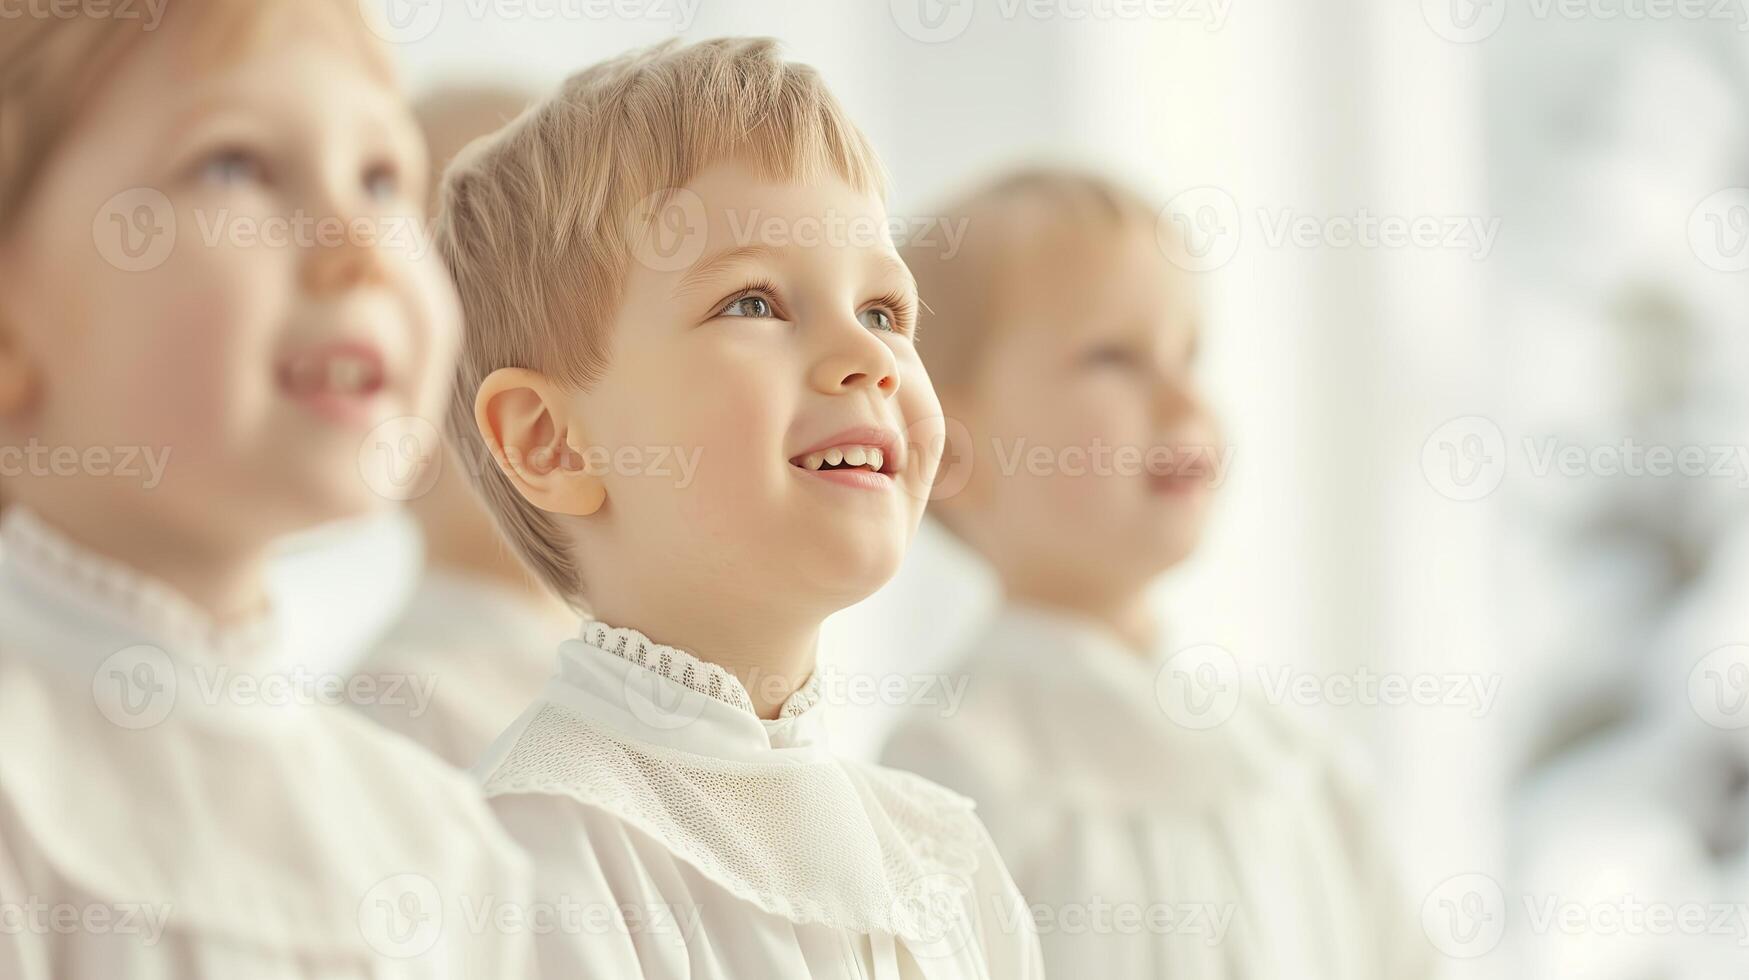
left=476, top=619, right=1045, bottom=979
left=883, top=602, right=1432, bottom=980
left=0, top=507, right=533, bottom=978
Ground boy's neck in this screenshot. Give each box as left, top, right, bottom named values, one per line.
left=1002, top=578, right=1160, bottom=658
left=587, top=594, right=821, bottom=721
left=17, top=496, right=274, bottom=630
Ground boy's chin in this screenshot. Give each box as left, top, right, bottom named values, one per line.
left=271, top=473, right=393, bottom=533
left=788, top=532, right=907, bottom=606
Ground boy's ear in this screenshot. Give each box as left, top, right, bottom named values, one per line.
left=474, top=367, right=606, bottom=517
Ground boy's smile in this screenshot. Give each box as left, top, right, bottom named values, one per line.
left=789, top=425, right=904, bottom=490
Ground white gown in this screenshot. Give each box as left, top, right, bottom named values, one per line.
left=882, top=603, right=1429, bottom=980
left=476, top=620, right=1047, bottom=979
left=353, top=568, right=572, bottom=769
left=0, top=508, right=533, bottom=979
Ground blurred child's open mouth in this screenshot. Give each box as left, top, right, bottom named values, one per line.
left=789, top=426, right=900, bottom=491
left=275, top=341, right=389, bottom=427
left=1147, top=447, right=1216, bottom=495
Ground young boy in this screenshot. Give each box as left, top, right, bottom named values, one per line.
left=440, top=37, right=1043, bottom=978
left=880, top=170, right=1430, bottom=979
left=0, top=2, right=530, bottom=974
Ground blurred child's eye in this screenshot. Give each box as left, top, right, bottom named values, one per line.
left=198, top=147, right=266, bottom=187
left=1084, top=344, right=1139, bottom=368
left=363, top=162, right=402, bottom=202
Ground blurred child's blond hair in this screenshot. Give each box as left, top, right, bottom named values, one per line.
left=0, top=0, right=392, bottom=235
left=902, top=169, right=1165, bottom=395
left=435, top=37, right=886, bottom=607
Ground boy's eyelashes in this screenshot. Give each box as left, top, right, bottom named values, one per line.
left=714, top=279, right=786, bottom=320
left=709, top=280, right=919, bottom=338
left=862, top=289, right=917, bottom=337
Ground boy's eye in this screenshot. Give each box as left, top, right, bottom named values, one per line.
left=363, top=162, right=401, bottom=202
left=859, top=308, right=897, bottom=333
left=198, top=147, right=266, bottom=187
left=1084, top=344, right=1138, bottom=368
left=720, top=294, right=775, bottom=318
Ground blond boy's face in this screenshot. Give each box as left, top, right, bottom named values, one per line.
left=570, top=158, right=943, bottom=610
left=951, top=223, right=1219, bottom=591
left=0, top=11, right=456, bottom=545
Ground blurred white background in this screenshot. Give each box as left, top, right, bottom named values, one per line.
left=270, top=2, right=1749, bottom=975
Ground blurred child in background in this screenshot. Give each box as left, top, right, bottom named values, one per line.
left=352, top=83, right=578, bottom=769
left=882, top=170, right=1428, bottom=979
left=0, top=3, right=529, bottom=974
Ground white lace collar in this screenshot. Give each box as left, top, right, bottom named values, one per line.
left=578, top=619, right=825, bottom=722
left=0, top=506, right=278, bottom=663
left=478, top=622, right=987, bottom=943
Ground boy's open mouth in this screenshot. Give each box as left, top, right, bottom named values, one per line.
left=275, top=340, right=390, bottom=426
left=793, top=445, right=888, bottom=475
left=787, top=427, right=902, bottom=486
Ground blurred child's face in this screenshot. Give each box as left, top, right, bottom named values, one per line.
left=0, top=10, right=456, bottom=546
left=573, top=158, right=943, bottom=611
left=948, top=222, right=1219, bottom=594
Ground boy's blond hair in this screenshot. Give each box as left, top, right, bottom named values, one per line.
left=0, top=0, right=391, bottom=235
left=902, top=169, right=1165, bottom=394
left=435, top=37, right=885, bottom=607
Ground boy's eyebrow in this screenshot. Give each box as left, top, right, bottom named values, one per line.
left=870, top=252, right=918, bottom=296
left=674, top=243, right=778, bottom=298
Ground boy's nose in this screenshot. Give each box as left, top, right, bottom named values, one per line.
left=303, top=234, right=390, bottom=297
left=809, top=328, right=899, bottom=396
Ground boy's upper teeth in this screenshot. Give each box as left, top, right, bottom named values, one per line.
left=801, top=445, right=886, bottom=472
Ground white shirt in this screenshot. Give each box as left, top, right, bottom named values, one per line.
left=476, top=620, right=1046, bottom=979
left=0, top=508, right=533, bottom=978
left=881, top=603, right=1430, bottom=980
left=353, top=568, right=573, bottom=769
